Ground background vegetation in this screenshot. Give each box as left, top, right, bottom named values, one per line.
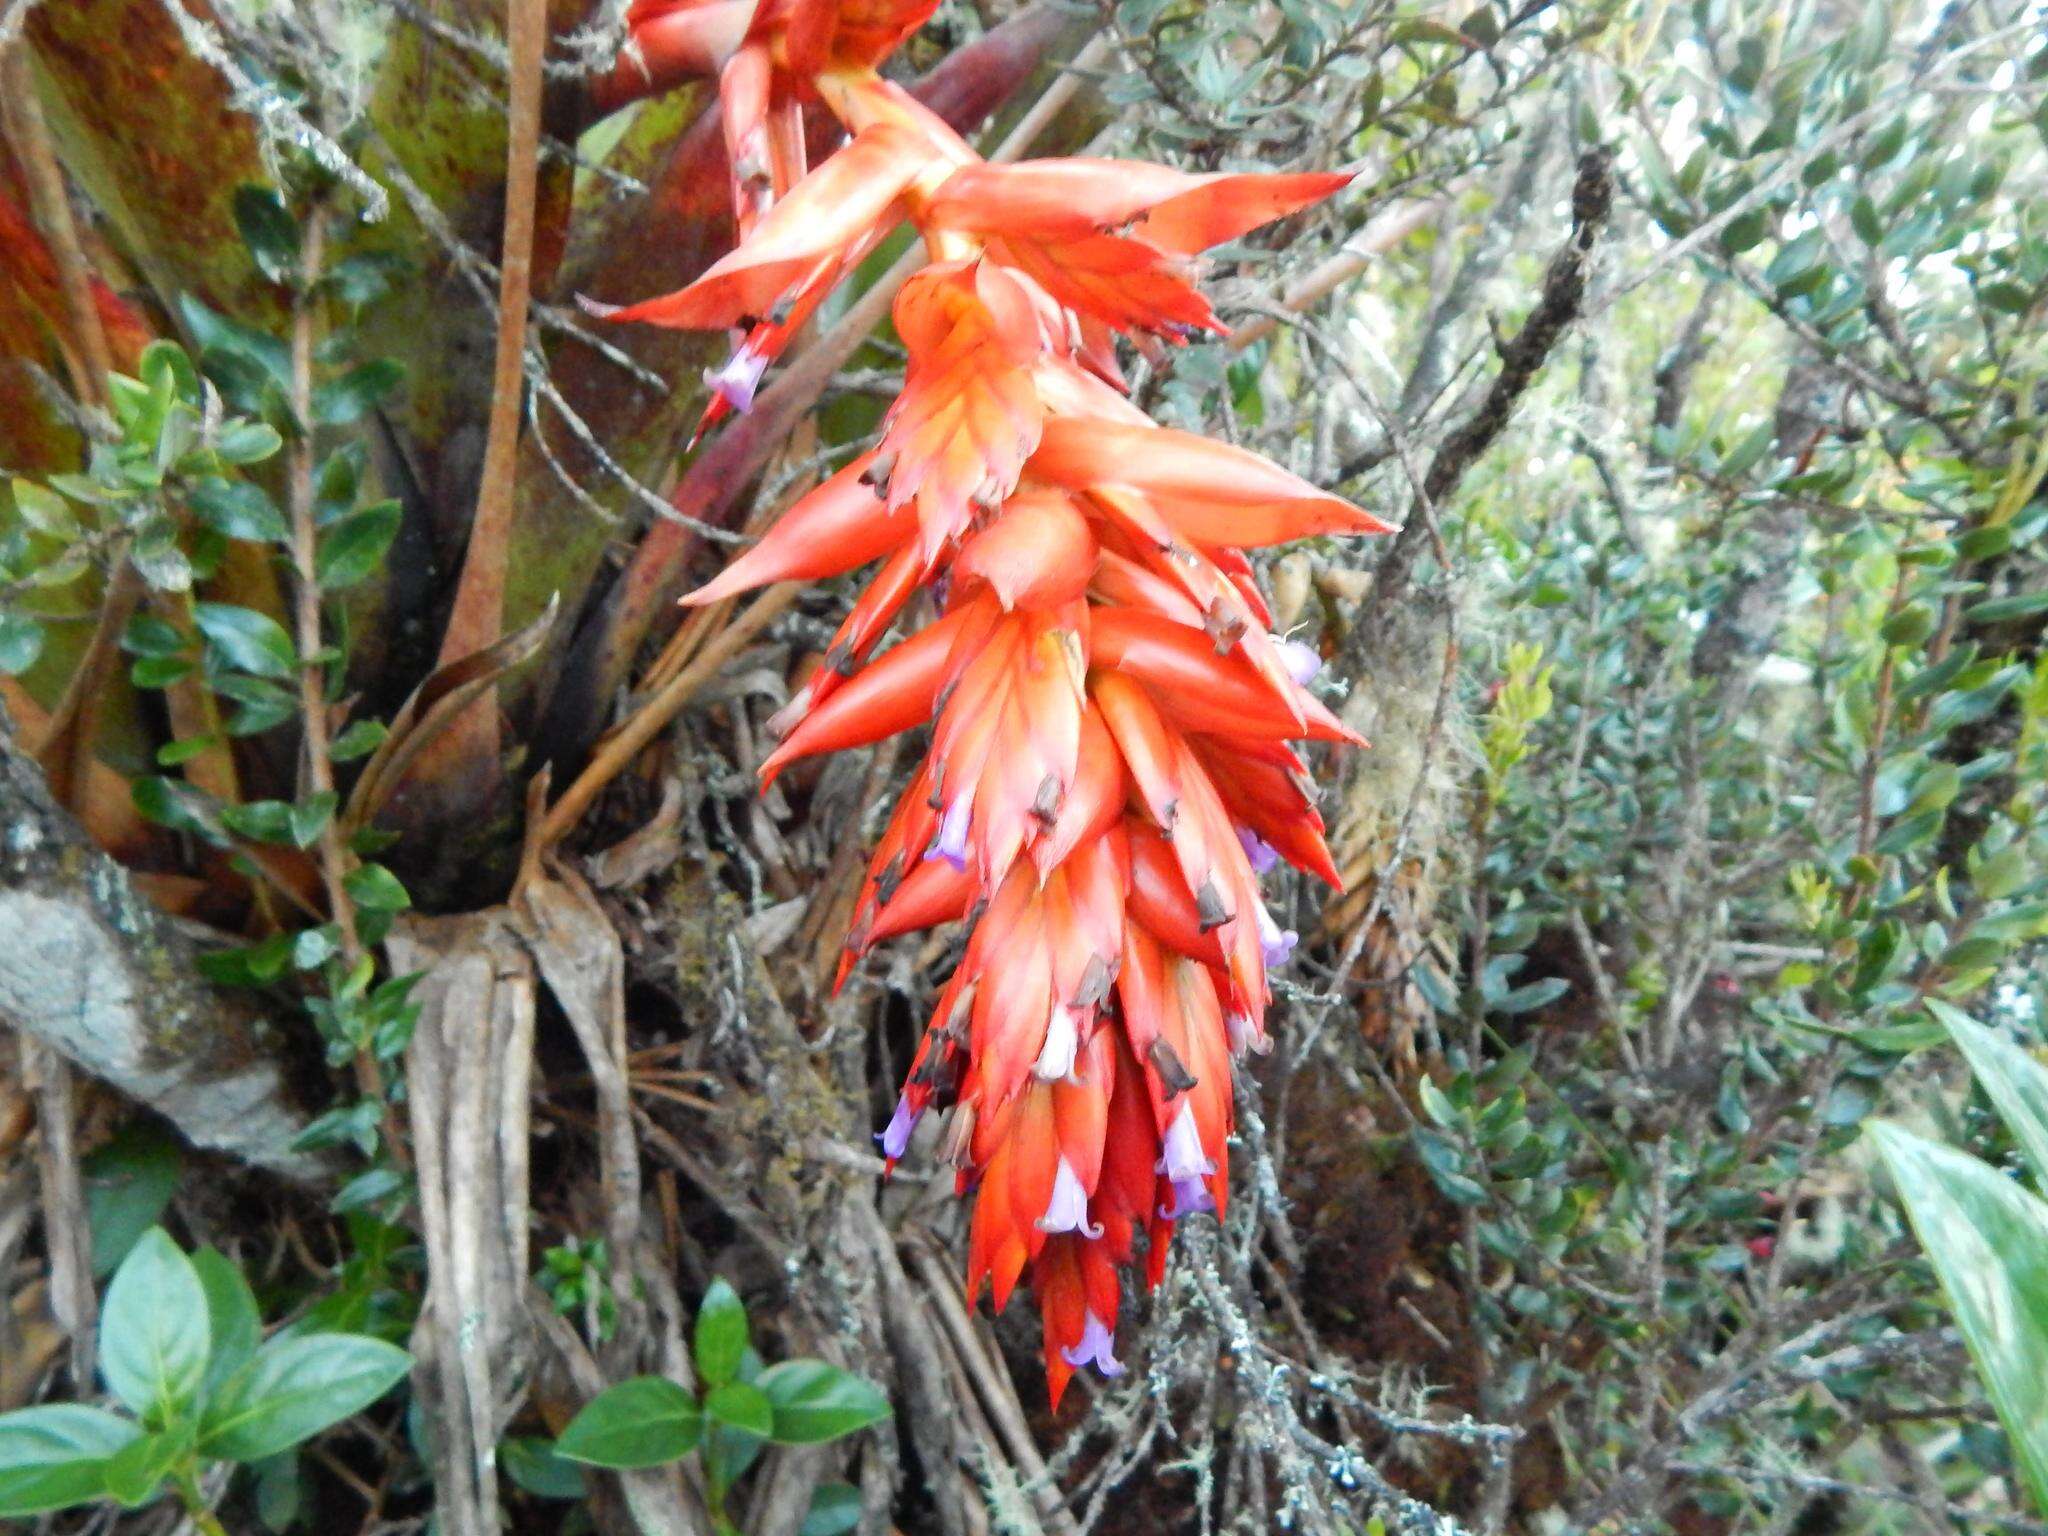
left=3, top=0, right=2048, bottom=1532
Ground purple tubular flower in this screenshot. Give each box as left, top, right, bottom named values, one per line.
left=1037, top=1157, right=1103, bottom=1238
left=1255, top=902, right=1298, bottom=968
left=877, top=1093, right=921, bottom=1160
left=703, top=341, right=769, bottom=414
left=1227, top=1009, right=1270, bottom=1058
left=1157, top=1101, right=1216, bottom=1182
left=1236, top=824, right=1280, bottom=876
left=1159, top=1175, right=1216, bottom=1221
left=1276, top=637, right=1322, bottom=686
left=924, top=792, right=972, bottom=870
left=1060, top=1310, right=1126, bottom=1377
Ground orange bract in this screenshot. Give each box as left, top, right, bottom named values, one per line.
left=608, top=2, right=1383, bottom=1403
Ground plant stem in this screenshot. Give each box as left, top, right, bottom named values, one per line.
left=285, top=209, right=400, bottom=1157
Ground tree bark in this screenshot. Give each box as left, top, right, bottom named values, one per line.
left=0, top=721, right=328, bottom=1182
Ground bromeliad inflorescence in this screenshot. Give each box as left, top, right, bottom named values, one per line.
left=603, top=0, right=1390, bottom=1403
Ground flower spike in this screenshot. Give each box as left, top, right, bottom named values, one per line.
left=607, top=3, right=1385, bottom=1401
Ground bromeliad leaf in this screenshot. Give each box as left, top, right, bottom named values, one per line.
left=98, top=1227, right=210, bottom=1422
left=1870, top=1121, right=2048, bottom=1512
left=198, top=1333, right=410, bottom=1463
left=756, top=1361, right=891, bottom=1444
left=555, top=1377, right=703, bottom=1469
left=1929, top=1000, right=2048, bottom=1190
left=0, top=1405, right=141, bottom=1518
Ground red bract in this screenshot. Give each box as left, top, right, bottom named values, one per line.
left=606, top=5, right=1390, bottom=1404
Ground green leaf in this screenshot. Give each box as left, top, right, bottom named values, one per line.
left=214, top=419, right=284, bottom=466
left=329, top=719, right=387, bottom=761
left=1870, top=1121, right=2048, bottom=1512
left=756, top=1361, right=891, bottom=1444
left=100, top=1420, right=192, bottom=1509
left=1966, top=590, right=2048, bottom=625
left=695, top=1278, right=749, bottom=1388
left=501, top=1435, right=587, bottom=1499
left=315, top=501, right=401, bottom=589
left=199, top=1333, right=410, bottom=1462
left=321, top=252, right=410, bottom=310
left=232, top=185, right=301, bottom=285
left=555, top=1377, right=703, bottom=1469
left=190, top=1247, right=263, bottom=1399
left=704, top=1381, right=773, bottom=1438
left=83, top=1122, right=183, bottom=1277
left=312, top=360, right=405, bottom=426
left=253, top=1451, right=303, bottom=1532
left=290, top=792, right=338, bottom=849
left=0, top=1405, right=141, bottom=1517
left=178, top=295, right=291, bottom=399
left=0, top=612, right=45, bottom=676
left=189, top=479, right=288, bottom=543
left=801, top=1482, right=863, bottom=1536
left=1495, top=977, right=1568, bottom=1015
left=99, top=1227, right=210, bottom=1422
left=342, top=863, right=410, bottom=912
left=1881, top=603, right=1937, bottom=648
left=1931, top=1001, right=2048, bottom=1191
left=11, top=477, right=79, bottom=537
left=193, top=602, right=295, bottom=679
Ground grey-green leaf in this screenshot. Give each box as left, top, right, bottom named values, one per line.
left=199, top=1333, right=410, bottom=1462
left=801, top=1482, right=863, bottom=1536
left=555, top=1377, right=702, bottom=1469
left=98, top=1227, right=210, bottom=1422
left=0, top=1405, right=141, bottom=1517
left=1870, top=1121, right=2048, bottom=1512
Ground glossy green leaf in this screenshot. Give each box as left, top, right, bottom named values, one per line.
left=501, top=1435, right=587, bottom=1499
left=704, top=1381, right=773, bottom=1438
left=190, top=1247, right=262, bottom=1399
left=99, top=1227, right=211, bottom=1422
left=199, top=1333, right=410, bottom=1462
left=694, top=1278, right=749, bottom=1389
left=315, top=501, right=401, bottom=590
left=342, top=863, right=411, bottom=912
left=1871, top=1121, right=2048, bottom=1511
left=193, top=602, right=295, bottom=680
left=100, top=1420, right=192, bottom=1509
left=0, top=1405, right=140, bottom=1517
left=232, top=185, right=301, bottom=285
left=555, top=1377, right=702, bottom=1469
left=82, top=1122, right=182, bottom=1277
left=188, top=479, right=288, bottom=544
left=756, top=1360, right=891, bottom=1445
